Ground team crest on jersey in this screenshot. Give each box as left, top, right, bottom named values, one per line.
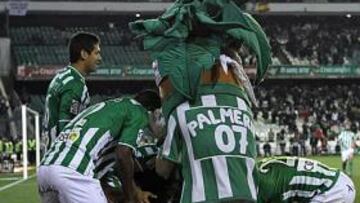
left=70, top=100, right=80, bottom=115
left=304, top=160, right=315, bottom=171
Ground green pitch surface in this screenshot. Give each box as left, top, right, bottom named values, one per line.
left=0, top=169, right=39, bottom=203
left=0, top=156, right=359, bottom=203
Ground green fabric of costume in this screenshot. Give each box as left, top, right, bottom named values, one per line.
left=130, top=0, right=271, bottom=118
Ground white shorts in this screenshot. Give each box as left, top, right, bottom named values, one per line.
left=311, top=172, right=356, bottom=203
left=37, top=165, right=107, bottom=203
left=341, top=148, right=354, bottom=162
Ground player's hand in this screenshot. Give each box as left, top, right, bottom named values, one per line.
left=136, top=190, right=157, bottom=203
left=123, top=199, right=136, bottom=203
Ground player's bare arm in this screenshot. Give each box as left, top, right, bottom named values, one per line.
left=155, top=157, right=174, bottom=179
left=117, top=141, right=157, bottom=203
left=116, top=145, right=138, bottom=202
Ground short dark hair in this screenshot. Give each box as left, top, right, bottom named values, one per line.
left=134, top=89, right=161, bottom=111
left=68, top=32, right=100, bottom=63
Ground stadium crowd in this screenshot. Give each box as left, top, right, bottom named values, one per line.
left=263, top=17, right=360, bottom=65
left=8, top=16, right=360, bottom=67
left=255, top=83, right=360, bottom=156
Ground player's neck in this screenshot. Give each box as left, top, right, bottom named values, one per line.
left=70, top=63, right=87, bottom=77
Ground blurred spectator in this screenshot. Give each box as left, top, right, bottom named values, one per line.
left=263, top=142, right=272, bottom=157
left=28, top=138, right=36, bottom=165
left=277, top=129, right=286, bottom=155
left=4, top=138, right=14, bottom=160
left=268, top=128, right=275, bottom=142
left=0, top=96, right=7, bottom=114
left=15, top=139, right=22, bottom=164
left=299, top=127, right=308, bottom=156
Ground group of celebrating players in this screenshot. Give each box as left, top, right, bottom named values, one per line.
left=36, top=1, right=356, bottom=202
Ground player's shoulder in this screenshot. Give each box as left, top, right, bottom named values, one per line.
left=258, top=156, right=297, bottom=171
left=123, top=97, right=148, bottom=116
left=106, top=97, right=142, bottom=109
left=62, top=77, right=85, bottom=91
left=104, top=98, right=148, bottom=121
left=258, top=157, right=282, bottom=170
left=259, top=156, right=294, bottom=163
left=117, top=97, right=144, bottom=108
left=50, top=66, right=85, bottom=90
left=62, top=79, right=86, bottom=95
left=108, top=97, right=132, bottom=104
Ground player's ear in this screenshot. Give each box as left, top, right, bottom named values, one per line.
left=80, top=49, right=89, bottom=60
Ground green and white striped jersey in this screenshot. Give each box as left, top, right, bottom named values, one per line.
left=338, top=130, right=355, bottom=151
left=43, top=65, right=90, bottom=146
left=41, top=98, right=149, bottom=178
left=94, top=127, right=159, bottom=179
left=94, top=141, right=159, bottom=179
left=160, top=88, right=257, bottom=203
left=257, top=157, right=340, bottom=203
left=99, top=143, right=159, bottom=190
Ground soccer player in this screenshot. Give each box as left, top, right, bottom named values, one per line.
left=155, top=61, right=261, bottom=203
left=257, top=157, right=356, bottom=203
left=99, top=111, right=171, bottom=203
left=338, top=124, right=357, bottom=177
left=37, top=90, right=161, bottom=203
left=42, top=32, right=101, bottom=148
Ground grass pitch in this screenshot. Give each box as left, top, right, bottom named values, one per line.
left=0, top=155, right=358, bottom=203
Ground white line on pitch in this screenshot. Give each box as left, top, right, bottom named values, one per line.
left=0, top=174, right=36, bottom=192
left=0, top=177, right=22, bottom=181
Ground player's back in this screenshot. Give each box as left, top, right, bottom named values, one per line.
left=163, top=92, right=257, bottom=203
left=41, top=97, right=149, bottom=177
left=257, top=157, right=340, bottom=203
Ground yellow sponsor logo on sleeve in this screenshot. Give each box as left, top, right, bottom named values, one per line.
left=68, top=132, right=80, bottom=142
